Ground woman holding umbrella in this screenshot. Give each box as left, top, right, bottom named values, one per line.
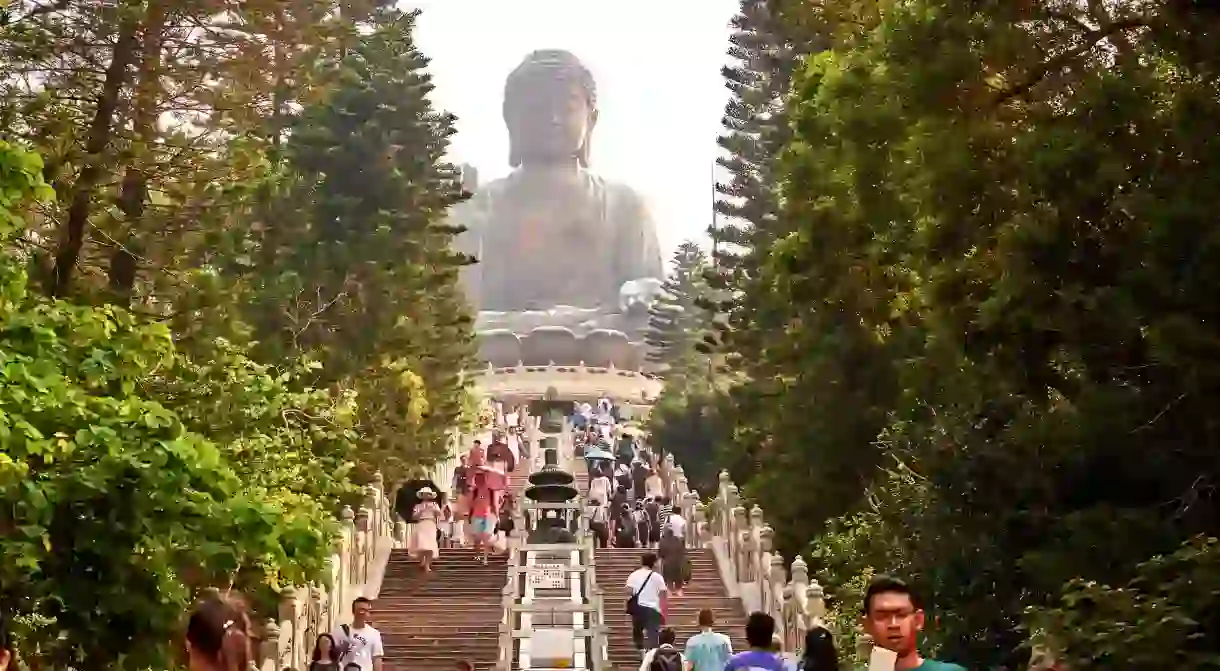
left=394, top=475, right=446, bottom=556
left=411, top=486, right=443, bottom=573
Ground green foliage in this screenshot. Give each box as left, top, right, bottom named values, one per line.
left=0, top=141, right=338, bottom=670
left=0, top=3, right=476, bottom=667
left=713, top=0, right=1220, bottom=668
left=646, top=241, right=713, bottom=379
left=1029, top=536, right=1220, bottom=670
left=237, top=6, right=475, bottom=481
left=645, top=380, right=728, bottom=497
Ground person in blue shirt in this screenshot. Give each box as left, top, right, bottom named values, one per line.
left=862, top=575, right=966, bottom=671
left=725, top=612, right=784, bottom=671
left=684, top=608, right=732, bottom=671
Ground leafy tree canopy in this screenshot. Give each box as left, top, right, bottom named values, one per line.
left=710, top=0, right=1220, bottom=666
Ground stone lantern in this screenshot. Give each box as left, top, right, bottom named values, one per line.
left=523, top=439, right=579, bottom=543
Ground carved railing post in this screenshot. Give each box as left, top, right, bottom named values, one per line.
left=369, top=473, right=386, bottom=535
left=782, top=557, right=810, bottom=650
left=766, top=554, right=785, bottom=623
left=749, top=505, right=766, bottom=587
left=339, top=505, right=356, bottom=602
left=730, top=505, right=748, bottom=581
left=692, top=500, right=710, bottom=547
left=395, top=519, right=408, bottom=547
left=259, top=619, right=280, bottom=671
left=277, top=587, right=299, bottom=669
left=309, top=586, right=326, bottom=653
left=354, top=507, right=371, bottom=584
left=806, top=578, right=826, bottom=624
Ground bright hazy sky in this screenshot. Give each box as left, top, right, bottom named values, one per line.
left=404, top=0, right=740, bottom=260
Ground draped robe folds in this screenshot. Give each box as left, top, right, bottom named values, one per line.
left=452, top=169, right=664, bottom=312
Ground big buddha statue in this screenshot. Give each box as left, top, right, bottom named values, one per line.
left=454, top=49, right=664, bottom=312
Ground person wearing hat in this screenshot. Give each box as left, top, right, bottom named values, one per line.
left=412, top=486, right=442, bottom=573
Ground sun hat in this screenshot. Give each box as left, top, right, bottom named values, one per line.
left=418, top=486, right=437, bottom=499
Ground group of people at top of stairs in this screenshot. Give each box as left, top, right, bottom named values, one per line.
left=578, top=396, right=692, bottom=592
left=628, top=562, right=968, bottom=671
left=394, top=420, right=523, bottom=572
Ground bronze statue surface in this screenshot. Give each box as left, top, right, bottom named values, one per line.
left=454, top=49, right=663, bottom=313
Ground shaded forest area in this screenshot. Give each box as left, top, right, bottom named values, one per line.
left=0, top=2, right=478, bottom=668
left=647, top=1, right=1220, bottom=668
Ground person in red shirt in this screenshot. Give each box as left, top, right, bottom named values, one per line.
left=469, top=479, right=497, bottom=564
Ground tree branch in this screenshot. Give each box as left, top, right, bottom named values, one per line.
left=992, top=17, right=1149, bottom=106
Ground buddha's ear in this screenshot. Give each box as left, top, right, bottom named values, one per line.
left=580, top=109, right=599, bottom=168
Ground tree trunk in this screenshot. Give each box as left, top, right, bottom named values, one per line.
left=110, top=0, right=167, bottom=302
left=49, top=3, right=140, bottom=297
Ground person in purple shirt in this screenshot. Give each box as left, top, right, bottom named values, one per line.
left=724, top=612, right=785, bottom=671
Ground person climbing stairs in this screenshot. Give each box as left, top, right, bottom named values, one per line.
left=595, top=547, right=748, bottom=669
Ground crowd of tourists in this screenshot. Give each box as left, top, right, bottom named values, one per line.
left=157, top=570, right=978, bottom=671
left=392, top=421, right=523, bottom=571
left=163, top=394, right=974, bottom=671
left=625, top=568, right=971, bottom=671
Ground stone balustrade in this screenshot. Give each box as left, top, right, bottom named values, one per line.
left=472, top=363, right=664, bottom=402
left=478, top=326, right=647, bottom=371
left=257, top=472, right=402, bottom=671
left=660, top=460, right=828, bottom=655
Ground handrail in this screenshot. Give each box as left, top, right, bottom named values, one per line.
left=256, top=472, right=401, bottom=671
left=494, top=405, right=610, bottom=671
left=668, top=465, right=828, bottom=656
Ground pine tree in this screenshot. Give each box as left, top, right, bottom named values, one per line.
left=711, top=0, right=801, bottom=276
left=241, top=5, right=475, bottom=479
left=645, top=241, right=712, bottom=379
left=707, top=0, right=814, bottom=365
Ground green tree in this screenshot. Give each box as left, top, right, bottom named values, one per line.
left=0, top=0, right=345, bottom=303
left=238, top=6, right=475, bottom=482
left=645, top=380, right=730, bottom=497
left=0, top=141, right=339, bottom=670
left=735, top=0, right=1220, bottom=667
left=645, top=241, right=713, bottom=379
left=701, top=1, right=882, bottom=557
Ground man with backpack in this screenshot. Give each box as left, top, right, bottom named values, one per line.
left=331, top=597, right=384, bottom=671
left=639, top=628, right=684, bottom=671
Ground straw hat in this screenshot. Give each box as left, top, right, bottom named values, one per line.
left=418, top=486, right=437, bottom=500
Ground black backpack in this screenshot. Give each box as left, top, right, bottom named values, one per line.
left=650, top=647, right=683, bottom=671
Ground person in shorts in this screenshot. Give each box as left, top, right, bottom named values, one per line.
left=470, top=481, right=497, bottom=564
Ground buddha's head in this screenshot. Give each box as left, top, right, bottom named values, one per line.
left=504, top=49, right=598, bottom=168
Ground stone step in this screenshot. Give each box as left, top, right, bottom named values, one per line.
left=377, top=544, right=507, bottom=670
left=597, top=547, right=748, bottom=670
left=384, top=663, right=495, bottom=671
left=385, top=643, right=501, bottom=654
left=375, top=624, right=501, bottom=634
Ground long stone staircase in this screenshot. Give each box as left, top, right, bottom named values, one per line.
left=254, top=399, right=832, bottom=671
left=377, top=454, right=529, bottom=671
left=596, top=547, right=748, bottom=668
left=377, top=547, right=509, bottom=671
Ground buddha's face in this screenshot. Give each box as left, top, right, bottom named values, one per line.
left=507, top=74, right=595, bottom=165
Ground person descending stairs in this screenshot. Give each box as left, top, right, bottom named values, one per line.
left=375, top=546, right=507, bottom=671
left=596, top=547, right=748, bottom=669
left=375, top=452, right=529, bottom=671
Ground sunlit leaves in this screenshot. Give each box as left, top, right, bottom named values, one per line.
left=0, top=141, right=341, bottom=669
